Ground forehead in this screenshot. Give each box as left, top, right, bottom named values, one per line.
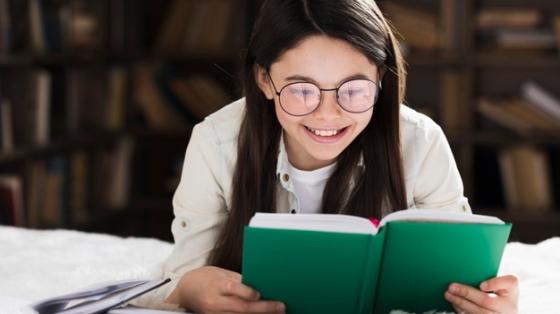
left=270, top=35, right=378, bottom=83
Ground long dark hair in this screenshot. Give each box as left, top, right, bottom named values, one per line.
left=210, top=0, right=408, bottom=272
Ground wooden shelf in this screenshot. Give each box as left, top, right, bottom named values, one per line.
left=477, top=209, right=560, bottom=243
left=0, top=53, right=239, bottom=68
left=70, top=200, right=175, bottom=241
left=448, top=131, right=560, bottom=146
left=475, top=53, right=560, bottom=68
left=0, top=127, right=189, bottom=164
left=406, top=54, right=463, bottom=68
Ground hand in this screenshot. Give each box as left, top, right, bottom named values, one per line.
left=167, top=266, right=285, bottom=314
left=444, top=275, right=519, bottom=314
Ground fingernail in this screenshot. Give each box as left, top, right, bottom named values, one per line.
left=480, top=281, right=488, bottom=290
left=277, top=303, right=286, bottom=311
left=449, top=284, right=459, bottom=293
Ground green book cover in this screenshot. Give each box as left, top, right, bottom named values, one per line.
left=241, top=210, right=512, bottom=314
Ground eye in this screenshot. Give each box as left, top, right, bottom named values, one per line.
left=288, top=85, right=315, bottom=97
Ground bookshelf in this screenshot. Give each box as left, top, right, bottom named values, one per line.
left=0, top=0, right=249, bottom=241
left=1, top=0, right=558, bottom=244
left=380, top=0, right=560, bottom=243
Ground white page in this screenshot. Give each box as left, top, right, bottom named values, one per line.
left=379, top=209, right=505, bottom=227
left=249, top=213, right=377, bottom=234
left=57, top=279, right=170, bottom=314
left=249, top=210, right=504, bottom=235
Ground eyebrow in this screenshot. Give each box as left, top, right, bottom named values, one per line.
left=284, top=73, right=374, bottom=86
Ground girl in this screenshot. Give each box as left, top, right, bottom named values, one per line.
left=147, top=0, right=519, bottom=313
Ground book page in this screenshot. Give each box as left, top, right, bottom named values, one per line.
left=32, top=280, right=149, bottom=313
left=249, top=213, right=378, bottom=234
left=379, top=209, right=505, bottom=227
left=56, top=279, right=171, bottom=314
left=108, top=305, right=192, bottom=314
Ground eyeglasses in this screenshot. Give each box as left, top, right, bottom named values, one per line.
left=267, top=72, right=382, bottom=116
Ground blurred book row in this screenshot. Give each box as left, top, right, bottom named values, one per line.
left=0, top=139, right=133, bottom=227
left=0, top=0, right=239, bottom=55
left=0, top=65, right=230, bottom=153
left=477, top=8, right=560, bottom=54
left=0, top=67, right=127, bottom=151
left=477, top=81, right=560, bottom=136
left=0, top=0, right=129, bottom=53
left=381, top=2, right=560, bottom=55
left=498, top=145, right=557, bottom=215
left=475, top=82, right=560, bottom=214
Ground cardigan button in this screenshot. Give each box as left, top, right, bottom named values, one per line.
left=282, top=173, right=290, bottom=182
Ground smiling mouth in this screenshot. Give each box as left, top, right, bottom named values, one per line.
left=304, top=126, right=348, bottom=137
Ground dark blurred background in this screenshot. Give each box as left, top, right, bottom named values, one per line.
left=0, top=0, right=558, bottom=243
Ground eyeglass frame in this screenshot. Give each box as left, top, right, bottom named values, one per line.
left=266, top=71, right=382, bottom=117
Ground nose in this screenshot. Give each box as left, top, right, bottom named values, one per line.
left=312, top=90, right=343, bottom=120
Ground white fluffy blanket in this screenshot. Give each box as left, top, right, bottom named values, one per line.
left=0, top=226, right=558, bottom=313
left=0, top=226, right=172, bottom=314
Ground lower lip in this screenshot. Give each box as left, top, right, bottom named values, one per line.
left=304, top=126, right=349, bottom=143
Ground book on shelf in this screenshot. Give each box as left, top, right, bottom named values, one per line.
left=168, top=75, right=230, bottom=121
left=440, top=69, right=470, bottom=131
left=0, top=99, right=14, bottom=153
left=554, top=16, right=560, bottom=53
left=521, top=81, right=560, bottom=122
left=31, top=278, right=184, bottom=314
left=381, top=2, right=440, bottom=51
left=21, top=137, right=134, bottom=228
left=479, top=29, right=557, bottom=50
left=66, top=67, right=127, bottom=134
left=0, top=0, right=10, bottom=53
left=0, top=175, right=25, bottom=226
left=476, top=8, right=541, bottom=30
left=134, top=64, right=192, bottom=131
left=477, top=97, right=560, bottom=136
left=242, top=209, right=511, bottom=314
left=499, top=145, right=554, bottom=214
left=0, top=69, right=52, bottom=149
left=156, top=0, right=237, bottom=56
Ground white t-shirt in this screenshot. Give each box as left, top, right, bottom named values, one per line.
left=286, top=161, right=337, bottom=214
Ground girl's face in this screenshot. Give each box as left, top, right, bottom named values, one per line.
left=256, top=35, right=380, bottom=171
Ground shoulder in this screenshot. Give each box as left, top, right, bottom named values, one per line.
left=399, top=104, right=450, bottom=178
left=399, top=104, right=443, bottom=143
left=191, top=97, right=246, bottom=144
left=399, top=104, right=447, bottom=153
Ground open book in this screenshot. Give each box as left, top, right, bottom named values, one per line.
left=241, top=209, right=512, bottom=314
left=31, top=278, right=183, bottom=314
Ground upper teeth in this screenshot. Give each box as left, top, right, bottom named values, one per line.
left=307, top=127, right=341, bottom=137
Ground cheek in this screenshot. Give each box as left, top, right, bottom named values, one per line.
left=352, top=112, right=373, bottom=132
left=274, top=102, right=302, bottom=131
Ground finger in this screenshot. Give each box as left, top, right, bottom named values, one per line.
left=447, top=283, right=507, bottom=312
left=217, top=267, right=243, bottom=282
left=451, top=303, right=467, bottom=314
left=219, top=296, right=285, bottom=313
left=445, top=290, right=497, bottom=314
left=480, top=275, right=519, bottom=295
left=447, top=283, right=494, bottom=307
left=246, top=300, right=286, bottom=313
left=222, top=280, right=261, bottom=301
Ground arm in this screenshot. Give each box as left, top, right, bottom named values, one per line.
left=411, top=123, right=470, bottom=213
left=161, top=123, right=284, bottom=313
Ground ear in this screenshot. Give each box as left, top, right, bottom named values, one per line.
left=378, top=66, right=387, bottom=84
left=254, top=64, right=275, bottom=100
